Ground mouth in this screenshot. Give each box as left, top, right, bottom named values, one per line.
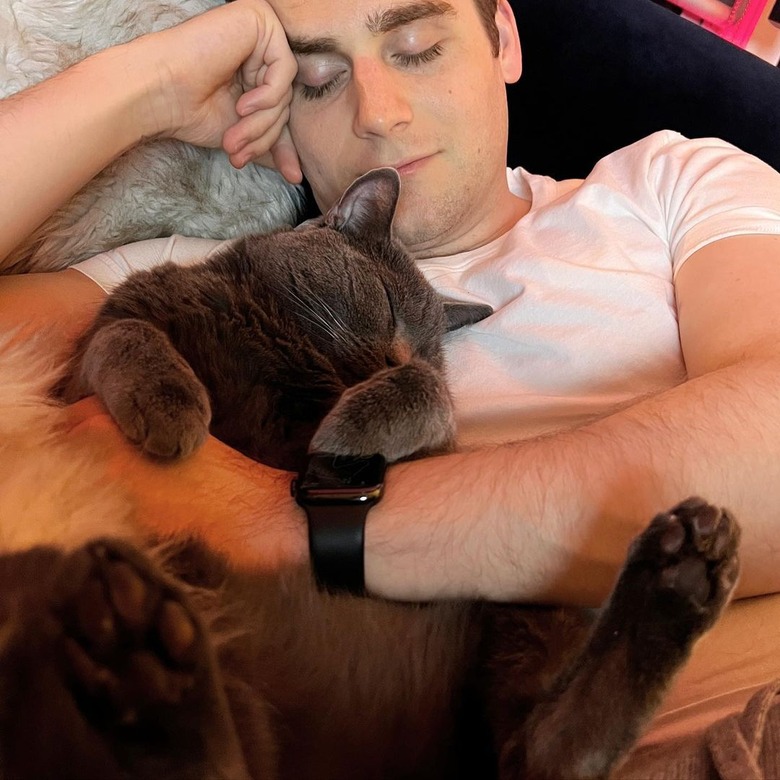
left=387, top=153, right=437, bottom=177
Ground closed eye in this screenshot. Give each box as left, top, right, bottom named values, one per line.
left=298, top=74, right=344, bottom=101
left=394, top=42, right=444, bottom=68
left=297, top=43, right=445, bottom=101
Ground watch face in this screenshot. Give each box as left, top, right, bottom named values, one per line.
left=295, top=453, right=386, bottom=503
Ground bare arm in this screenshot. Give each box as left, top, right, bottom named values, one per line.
left=60, top=233, right=780, bottom=607
left=0, top=0, right=300, bottom=264
left=0, top=270, right=106, bottom=345
left=365, top=233, right=780, bottom=604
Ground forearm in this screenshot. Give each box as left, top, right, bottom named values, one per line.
left=66, top=354, right=780, bottom=606
left=0, top=45, right=165, bottom=262
left=364, top=356, right=780, bottom=605
left=62, top=397, right=308, bottom=571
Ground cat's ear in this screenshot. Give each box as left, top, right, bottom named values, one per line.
left=442, top=298, right=493, bottom=332
left=325, top=167, right=401, bottom=242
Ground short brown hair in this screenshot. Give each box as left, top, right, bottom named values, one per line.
left=474, top=0, right=500, bottom=56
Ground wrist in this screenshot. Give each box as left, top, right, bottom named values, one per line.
left=232, top=460, right=310, bottom=572
left=293, top=453, right=387, bottom=595
left=83, top=40, right=179, bottom=146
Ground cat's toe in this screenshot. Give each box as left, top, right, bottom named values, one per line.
left=55, top=540, right=205, bottom=723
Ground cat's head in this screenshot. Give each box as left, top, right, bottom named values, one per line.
left=289, top=167, right=492, bottom=374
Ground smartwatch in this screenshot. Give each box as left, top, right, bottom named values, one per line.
left=291, top=452, right=387, bottom=595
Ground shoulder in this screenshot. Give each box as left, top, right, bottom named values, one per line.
left=566, top=131, right=780, bottom=236
left=591, top=130, right=779, bottom=193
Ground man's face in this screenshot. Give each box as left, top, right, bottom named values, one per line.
left=269, top=0, right=522, bottom=257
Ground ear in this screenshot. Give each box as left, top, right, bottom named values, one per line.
left=325, top=167, right=401, bottom=242
left=496, top=0, right=522, bottom=84
left=442, top=298, right=493, bottom=332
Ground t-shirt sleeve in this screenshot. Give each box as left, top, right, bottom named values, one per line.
left=641, top=131, right=780, bottom=278
left=70, top=235, right=235, bottom=293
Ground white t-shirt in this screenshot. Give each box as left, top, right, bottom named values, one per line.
left=420, top=130, right=780, bottom=446
left=73, top=234, right=234, bottom=291
left=73, top=130, right=780, bottom=450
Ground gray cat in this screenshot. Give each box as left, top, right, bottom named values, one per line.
left=4, top=169, right=740, bottom=779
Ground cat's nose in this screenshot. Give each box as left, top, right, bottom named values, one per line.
left=387, top=336, right=413, bottom=367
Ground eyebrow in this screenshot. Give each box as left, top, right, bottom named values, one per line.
left=366, top=1, right=456, bottom=35
left=287, top=1, right=456, bottom=56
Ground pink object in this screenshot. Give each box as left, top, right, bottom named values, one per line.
left=667, top=0, right=770, bottom=48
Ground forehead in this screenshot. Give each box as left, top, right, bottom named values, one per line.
left=268, top=0, right=465, bottom=39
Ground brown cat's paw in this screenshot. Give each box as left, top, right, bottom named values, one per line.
left=45, top=539, right=254, bottom=780
left=54, top=540, right=208, bottom=726
left=78, top=318, right=211, bottom=460
left=311, top=361, right=455, bottom=461
left=54, top=541, right=221, bottom=726
left=624, top=497, right=740, bottom=633
left=108, top=374, right=211, bottom=460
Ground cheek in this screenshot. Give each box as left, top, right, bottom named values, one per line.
left=288, top=106, right=321, bottom=169
left=289, top=109, right=341, bottom=205
left=428, top=69, right=496, bottom=140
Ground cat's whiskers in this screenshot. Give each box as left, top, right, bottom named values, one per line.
left=280, top=286, right=351, bottom=347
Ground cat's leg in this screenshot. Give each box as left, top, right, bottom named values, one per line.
left=52, top=538, right=253, bottom=780
left=310, top=359, right=455, bottom=461
left=499, top=497, right=740, bottom=780
left=66, top=318, right=211, bottom=459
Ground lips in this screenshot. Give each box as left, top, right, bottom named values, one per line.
left=391, top=154, right=435, bottom=175
left=357, top=153, right=437, bottom=178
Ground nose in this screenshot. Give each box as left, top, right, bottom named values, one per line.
left=351, top=57, right=413, bottom=138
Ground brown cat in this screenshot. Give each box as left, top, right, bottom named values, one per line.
left=1, top=169, right=740, bottom=779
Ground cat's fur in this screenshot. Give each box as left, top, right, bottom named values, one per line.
left=0, top=0, right=303, bottom=275
left=1, top=169, right=741, bottom=780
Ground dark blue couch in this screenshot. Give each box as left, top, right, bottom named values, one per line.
left=507, top=0, right=780, bottom=178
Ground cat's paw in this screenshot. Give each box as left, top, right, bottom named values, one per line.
left=78, top=318, right=212, bottom=460
left=54, top=540, right=209, bottom=727
left=107, top=372, right=211, bottom=460
left=48, top=540, right=255, bottom=779
left=311, top=361, right=455, bottom=461
left=620, top=496, right=740, bottom=634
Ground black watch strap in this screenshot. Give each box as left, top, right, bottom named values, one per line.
left=303, top=503, right=369, bottom=595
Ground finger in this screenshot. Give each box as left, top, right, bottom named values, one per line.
left=237, top=57, right=296, bottom=116
left=237, top=17, right=297, bottom=113
left=225, top=105, right=290, bottom=168
left=222, top=86, right=291, bottom=156
left=248, top=134, right=303, bottom=185
left=270, top=126, right=303, bottom=185
left=238, top=124, right=302, bottom=185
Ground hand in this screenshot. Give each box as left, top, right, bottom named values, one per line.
left=63, top=396, right=307, bottom=571
left=134, top=0, right=302, bottom=183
